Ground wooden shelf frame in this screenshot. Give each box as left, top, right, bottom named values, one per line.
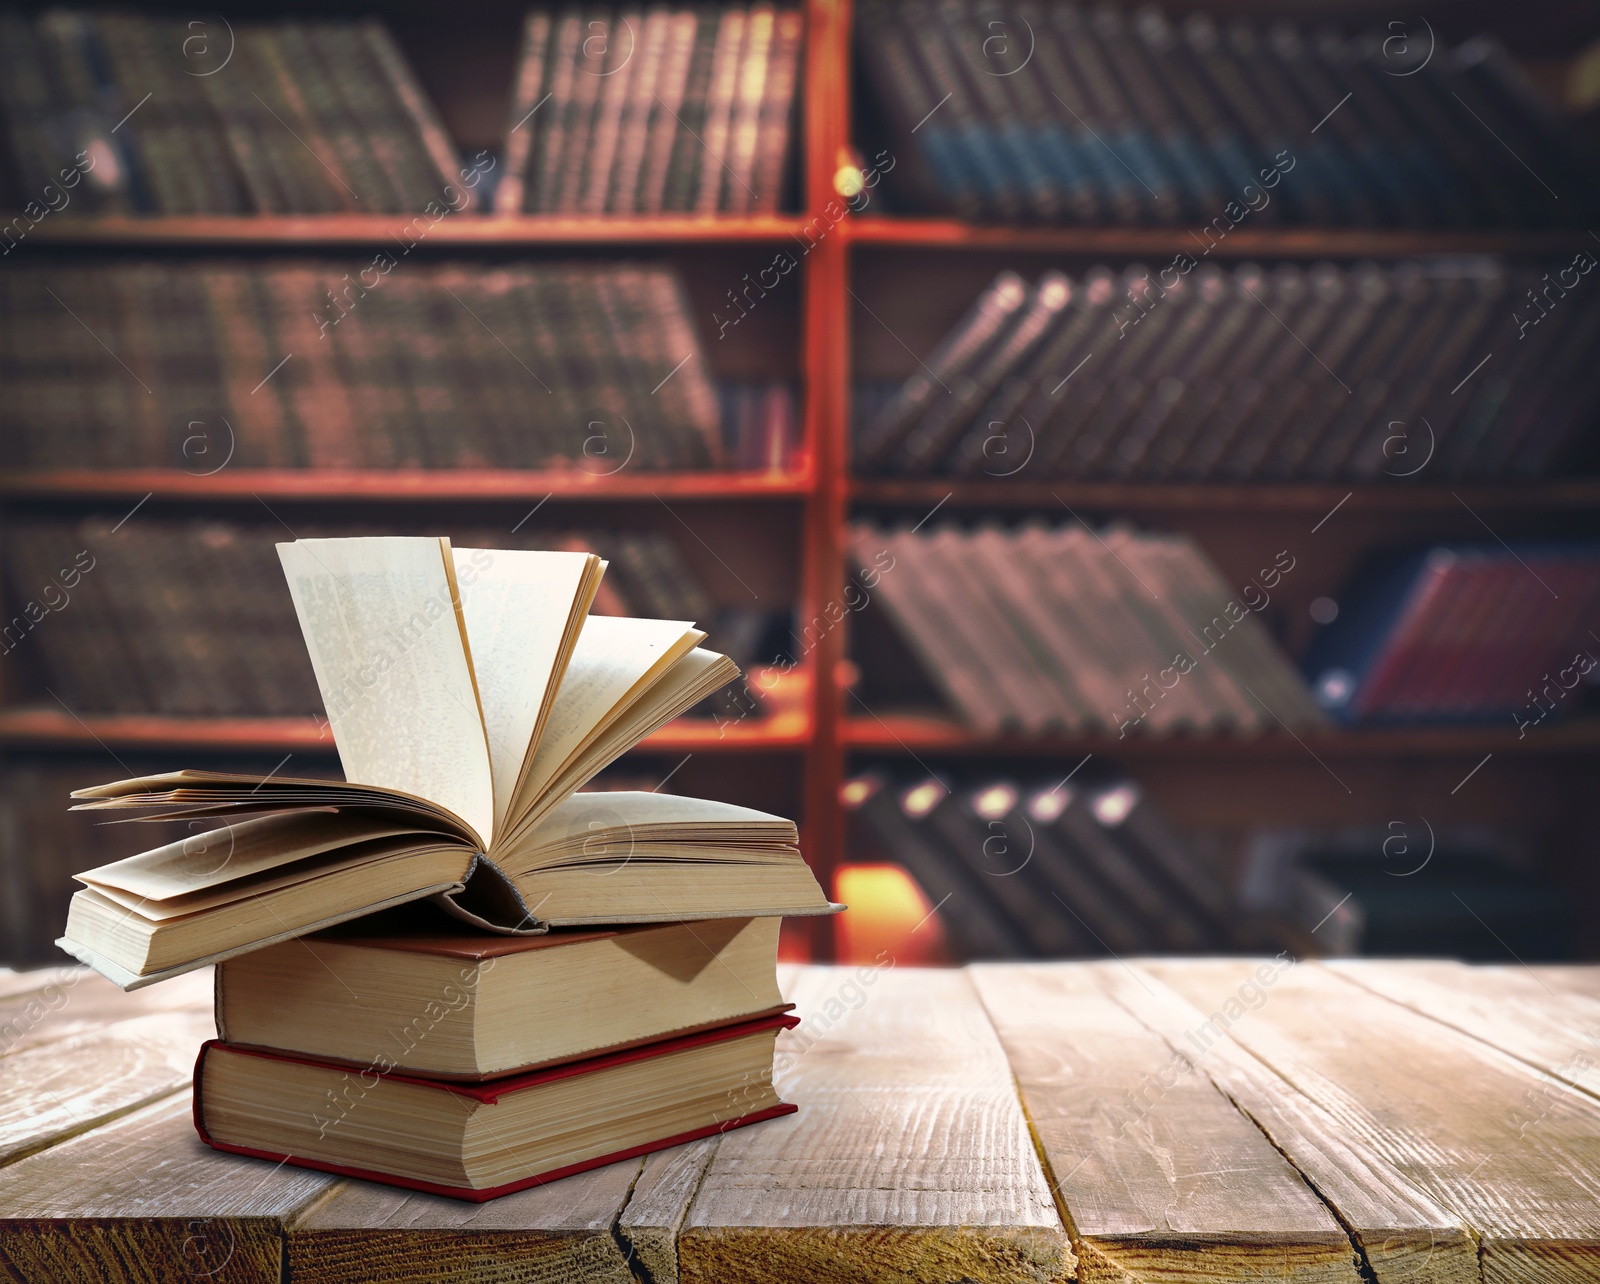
left=0, top=468, right=815, bottom=504
left=850, top=478, right=1600, bottom=513
left=25, top=214, right=816, bottom=247
left=842, top=714, right=1600, bottom=758
left=0, top=709, right=811, bottom=755
left=5, top=0, right=1599, bottom=963
left=26, top=217, right=1597, bottom=260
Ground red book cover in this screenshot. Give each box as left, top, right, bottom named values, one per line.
left=194, top=1011, right=800, bottom=1202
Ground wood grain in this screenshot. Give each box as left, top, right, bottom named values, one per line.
left=0, top=968, right=212, bottom=1061
left=286, top=1162, right=643, bottom=1284
left=0, top=966, right=87, bottom=1004
left=0, top=1009, right=213, bottom=1166
left=617, top=1138, right=720, bottom=1284
left=1099, top=962, right=1478, bottom=1283
left=1143, top=960, right=1600, bottom=1283
left=1325, top=960, right=1600, bottom=1101
left=0, top=1094, right=330, bottom=1284
left=677, top=965, right=1072, bottom=1284
left=972, top=963, right=1362, bottom=1284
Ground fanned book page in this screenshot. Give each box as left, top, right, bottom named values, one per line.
left=278, top=537, right=498, bottom=847
left=57, top=537, right=834, bottom=989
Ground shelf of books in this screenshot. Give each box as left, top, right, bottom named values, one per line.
left=4, top=0, right=1600, bottom=968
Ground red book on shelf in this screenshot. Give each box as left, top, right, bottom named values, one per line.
left=194, top=1010, right=800, bottom=1202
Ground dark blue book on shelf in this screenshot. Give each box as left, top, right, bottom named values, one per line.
left=1301, top=547, right=1441, bottom=723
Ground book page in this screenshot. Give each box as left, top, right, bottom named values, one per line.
left=75, top=811, right=433, bottom=901
left=452, top=548, right=600, bottom=837
left=278, top=537, right=493, bottom=847
left=530, top=790, right=795, bottom=840
left=511, top=615, right=704, bottom=822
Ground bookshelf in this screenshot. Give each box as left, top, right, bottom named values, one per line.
left=2, top=0, right=1598, bottom=962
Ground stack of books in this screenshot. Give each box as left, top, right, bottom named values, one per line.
left=1305, top=543, right=1600, bottom=724
left=495, top=4, right=803, bottom=215
left=0, top=12, right=469, bottom=215
left=854, top=261, right=1600, bottom=480
left=845, top=769, right=1235, bottom=958
left=56, top=536, right=835, bottom=1198
left=0, top=261, right=721, bottom=471
left=858, top=0, right=1599, bottom=226
left=848, top=521, right=1324, bottom=736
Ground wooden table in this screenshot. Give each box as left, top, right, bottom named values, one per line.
left=2, top=958, right=1598, bottom=1282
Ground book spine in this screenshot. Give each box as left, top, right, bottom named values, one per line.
left=857, top=270, right=1029, bottom=470
left=263, top=266, right=361, bottom=467
left=549, top=9, right=612, bottom=212
left=577, top=8, right=645, bottom=213
left=851, top=777, right=1024, bottom=960
left=928, top=528, right=1075, bottom=732
left=693, top=6, right=748, bottom=213
left=721, top=3, right=774, bottom=213
left=900, top=0, right=1021, bottom=221
left=927, top=787, right=1084, bottom=954
left=255, top=25, right=362, bottom=211
left=360, top=19, right=473, bottom=211
left=902, top=272, right=1071, bottom=473
left=855, top=3, right=980, bottom=218
left=529, top=12, right=586, bottom=214
left=496, top=11, right=554, bottom=214
left=635, top=9, right=699, bottom=213
left=749, top=8, right=803, bottom=213
left=660, top=8, right=721, bottom=211
left=605, top=6, right=670, bottom=213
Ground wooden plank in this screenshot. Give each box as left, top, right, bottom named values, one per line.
left=972, top=963, right=1362, bottom=1284
left=0, top=966, right=85, bottom=1004
left=1097, top=962, right=1478, bottom=1283
left=0, top=1094, right=331, bottom=1284
left=1325, top=960, right=1600, bottom=1101
left=1143, top=960, right=1600, bottom=1282
left=0, top=968, right=212, bottom=1061
left=286, top=1163, right=643, bottom=1284
left=617, top=1139, right=720, bottom=1284
left=677, top=965, right=1072, bottom=1283
left=0, top=1009, right=212, bottom=1166
left=1524, top=965, right=1600, bottom=1002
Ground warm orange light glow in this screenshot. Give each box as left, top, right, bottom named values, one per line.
left=834, top=864, right=950, bottom=965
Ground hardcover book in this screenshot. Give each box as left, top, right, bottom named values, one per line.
left=194, top=1010, right=800, bottom=1200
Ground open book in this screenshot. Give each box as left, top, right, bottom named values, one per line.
left=58, top=538, right=833, bottom=988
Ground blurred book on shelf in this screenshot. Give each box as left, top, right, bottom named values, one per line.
left=0, top=260, right=730, bottom=471
left=854, top=260, right=1600, bottom=481
left=719, top=382, right=801, bottom=472
left=1238, top=828, right=1577, bottom=959
left=847, top=521, right=1323, bottom=735
left=495, top=4, right=802, bottom=215
left=0, top=11, right=471, bottom=215
left=842, top=768, right=1236, bottom=960
left=1, top=517, right=772, bottom=717
left=856, top=0, right=1600, bottom=226
left=1304, top=543, right=1600, bottom=725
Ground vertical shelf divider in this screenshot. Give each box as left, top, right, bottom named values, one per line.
left=798, top=0, right=853, bottom=959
